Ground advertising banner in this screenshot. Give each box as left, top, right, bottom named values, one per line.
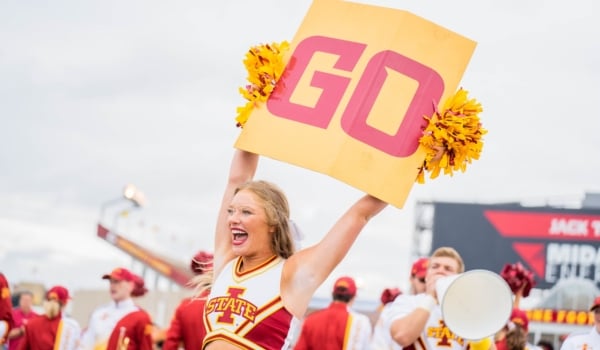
left=431, top=202, right=600, bottom=290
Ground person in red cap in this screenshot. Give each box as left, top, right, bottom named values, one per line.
left=19, top=285, right=81, bottom=350
left=162, top=250, right=213, bottom=350
left=294, top=276, right=371, bottom=350
left=374, top=247, right=494, bottom=350
left=409, top=257, right=429, bottom=295
left=79, top=267, right=153, bottom=350
left=371, top=257, right=425, bottom=349
left=495, top=308, right=532, bottom=350
left=0, top=273, right=13, bottom=346
left=380, top=288, right=402, bottom=308
left=560, top=296, right=600, bottom=350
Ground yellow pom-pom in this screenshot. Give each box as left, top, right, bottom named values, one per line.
left=235, top=41, right=290, bottom=128
left=468, top=337, right=493, bottom=350
left=416, top=88, right=487, bottom=183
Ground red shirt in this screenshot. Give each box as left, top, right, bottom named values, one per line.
left=19, top=314, right=61, bottom=350
left=0, top=273, right=13, bottom=345
left=294, top=302, right=350, bottom=350
left=495, top=338, right=508, bottom=350
left=8, top=308, right=39, bottom=350
left=106, top=309, right=153, bottom=350
left=163, top=297, right=207, bottom=350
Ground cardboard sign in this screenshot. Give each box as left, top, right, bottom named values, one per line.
left=235, top=0, right=476, bottom=208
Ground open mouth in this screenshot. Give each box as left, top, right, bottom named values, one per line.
left=232, top=229, right=248, bottom=244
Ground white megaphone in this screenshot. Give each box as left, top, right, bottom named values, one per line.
left=436, top=269, right=513, bottom=340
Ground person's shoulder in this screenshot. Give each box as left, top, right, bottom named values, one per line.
left=302, top=306, right=333, bottom=322
left=0, top=273, right=8, bottom=286
left=305, top=308, right=328, bottom=318
left=564, top=330, right=591, bottom=340
left=95, top=301, right=116, bottom=310
left=350, top=311, right=371, bottom=327
left=132, top=308, right=153, bottom=322
left=26, top=314, right=46, bottom=327
left=179, top=298, right=206, bottom=312
left=561, top=331, right=591, bottom=346
left=349, top=309, right=370, bottom=320
left=379, top=294, right=420, bottom=320
left=390, top=293, right=420, bottom=305
left=62, top=315, right=81, bottom=330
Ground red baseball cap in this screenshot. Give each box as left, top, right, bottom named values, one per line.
left=190, top=251, right=214, bottom=275
left=380, top=287, right=402, bottom=305
left=411, top=257, right=429, bottom=279
left=590, top=296, right=600, bottom=311
left=333, top=276, right=357, bottom=297
left=510, top=308, right=529, bottom=331
left=102, top=267, right=135, bottom=282
left=46, top=286, right=70, bottom=304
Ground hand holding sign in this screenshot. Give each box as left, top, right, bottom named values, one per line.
left=234, top=0, right=485, bottom=208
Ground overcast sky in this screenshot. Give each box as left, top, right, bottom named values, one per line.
left=1, top=0, right=599, bottom=301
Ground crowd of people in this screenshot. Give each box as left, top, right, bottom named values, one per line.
left=1, top=145, right=597, bottom=350
left=2, top=249, right=598, bottom=350
left=0, top=247, right=216, bottom=350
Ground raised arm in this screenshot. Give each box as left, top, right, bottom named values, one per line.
left=282, top=194, right=388, bottom=317
left=213, top=148, right=258, bottom=274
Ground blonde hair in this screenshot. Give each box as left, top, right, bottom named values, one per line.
left=235, top=180, right=295, bottom=259
left=193, top=181, right=295, bottom=299
left=505, top=326, right=527, bottom=350
left=431, top=246, right=465, bottom=273
left=191, top=269, right=213, bottom=300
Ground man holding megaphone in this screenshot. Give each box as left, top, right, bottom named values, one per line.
left=373, top=247, right=497, bottom=350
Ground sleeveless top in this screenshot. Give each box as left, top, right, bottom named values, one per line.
left=203, top=256, right=295, bottom=350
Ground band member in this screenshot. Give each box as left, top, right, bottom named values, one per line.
left=7, top=290, right=38, bottom=350
left=19, top=285, right=81, bottom=350
left=79, top=267, right=153, bottom=350
left=375, top=247, right=494, bottom=350
left=560, top=296, right=600, bottom=350
left=294, top=276, right=372, bottom=349
left=0, top=272, right=13, bottom=346
left=163, top=251, right=213, bottom=350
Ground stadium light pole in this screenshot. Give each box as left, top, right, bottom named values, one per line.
left=99, top=184, right=146, bottom=227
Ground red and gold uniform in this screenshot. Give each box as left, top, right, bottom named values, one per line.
left=294, top=301, right=371, bottom=350
left=79, top=298, right=145, bottom=350
left=19, top=286, right=80, bottom=350
left=106, top=309, right=153, bottom=350
left=561, top=297, right=600, bottom=350
left=375, top=294, right=470, bottom=350
left=19, top=314, right=80, bottom=350
left=0, top=273, right=12, bottom=345
left=163, top=296, right=207, bottom=350
left=203, top=256, right=297, bottom=350
left=19, top=313, right=61, bottom=350
left=9, top=305, right=39, bottom=350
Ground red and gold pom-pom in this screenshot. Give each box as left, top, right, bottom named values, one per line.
left=500, top=262, right=536, bottom=297
left=235, top=41, right=290, bottom=128
left=416, top=88, right=486, bottom=183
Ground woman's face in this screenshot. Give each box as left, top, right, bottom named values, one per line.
left=109, top=279, right=134, bottom=302
left=228, top=189, right=274, bottom=257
